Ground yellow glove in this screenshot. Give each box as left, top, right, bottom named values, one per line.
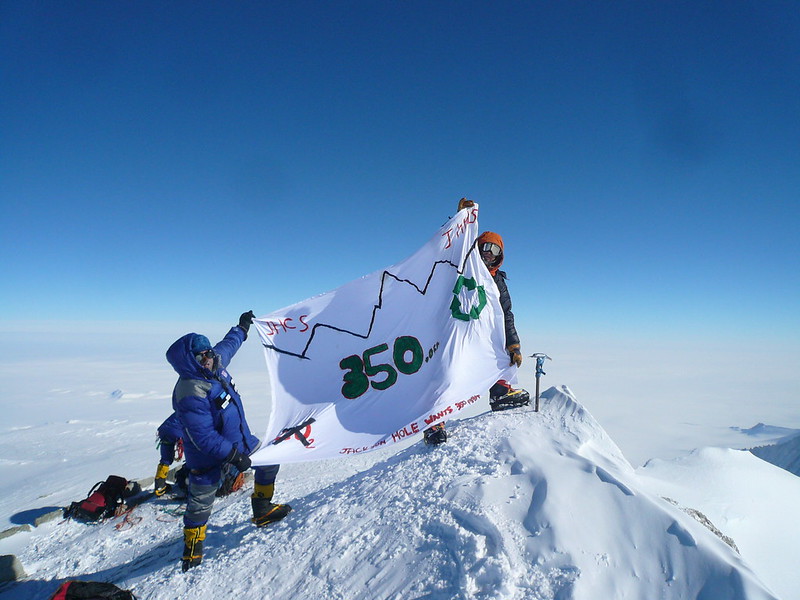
left=457, top=198, right=475, bottom=211
left=507, top=344, right=522, bottom=367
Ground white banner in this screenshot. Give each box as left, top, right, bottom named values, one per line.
left=250, top=204, right=516, bottom=464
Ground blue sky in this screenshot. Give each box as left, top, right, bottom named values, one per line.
left=1, top=1, right=798, bottom=349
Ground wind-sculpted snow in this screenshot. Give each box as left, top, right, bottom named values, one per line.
left=1, top=387, right=779, bottom=599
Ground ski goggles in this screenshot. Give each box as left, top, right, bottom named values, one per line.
left=479, top=242, right=502, bottom=257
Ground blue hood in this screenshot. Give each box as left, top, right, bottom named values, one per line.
left=166, top=333, right=211, bottom=379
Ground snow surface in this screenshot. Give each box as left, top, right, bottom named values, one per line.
left=638, top=447, right=800, bottom=600
left=1, top=386, right=791, bottom=600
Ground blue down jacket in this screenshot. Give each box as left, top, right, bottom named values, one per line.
left=166, top=327, right=260, bottom=476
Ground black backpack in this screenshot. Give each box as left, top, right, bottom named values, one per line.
left=49, top=580, right=136, bottom=600
left=64, top=475, right=138, bottom=522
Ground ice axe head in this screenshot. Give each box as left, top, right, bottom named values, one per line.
left=529, top=353, right=551, bottom=376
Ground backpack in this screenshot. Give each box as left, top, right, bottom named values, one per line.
left=48, top=580, right=136, bottom=600
left=64, top=475, right=138, bottom=522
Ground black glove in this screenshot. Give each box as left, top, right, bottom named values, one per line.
left=227, top=448, right=252, bottom=472
left=238, top=310, right=255, bottom=335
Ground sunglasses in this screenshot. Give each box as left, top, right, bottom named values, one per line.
left=480, top=242, right=502, bottom=257
left=195, top=349, right=216, bottom=361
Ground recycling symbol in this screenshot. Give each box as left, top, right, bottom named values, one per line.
left=450, top=275, right=487, bottom=321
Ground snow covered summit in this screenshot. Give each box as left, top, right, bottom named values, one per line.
left=3, top=386, right=781, bottom=599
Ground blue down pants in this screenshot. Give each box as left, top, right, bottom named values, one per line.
left=184, top=464, right=280, bottom=528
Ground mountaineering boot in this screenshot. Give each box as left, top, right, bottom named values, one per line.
left=423, top=423, right=447, bottom=445
left=182, top=524, right=206, bottom=572
left=489, top=380, right=530, bottom=412
left=154, top=463, right=171, bottom=497
left=251, top=483, right=291, bottom=527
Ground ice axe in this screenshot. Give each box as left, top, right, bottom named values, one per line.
left=529, top=353, right=551, bottom=412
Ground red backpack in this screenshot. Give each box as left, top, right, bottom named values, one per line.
left=49, top=580, right=135, bottom=600
left=64, top=475, right=135, bottom=522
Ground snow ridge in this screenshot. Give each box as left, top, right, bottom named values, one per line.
left=1, top=387, right=778, bottom=600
